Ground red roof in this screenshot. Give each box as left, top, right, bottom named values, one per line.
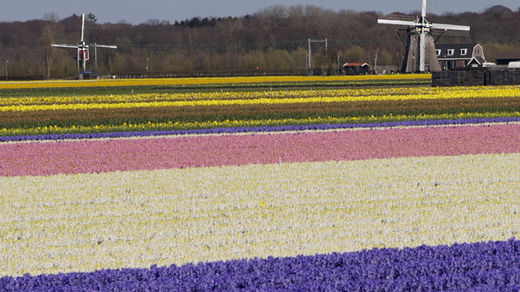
left=343, top=62, right=369, bottom=67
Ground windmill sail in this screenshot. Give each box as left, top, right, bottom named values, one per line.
left=80, top=14, right=85, bottom=43
left=431, top=23, right=470, bottom=31
left=377, top=19, right=417, bottom=26
left=95, top=45, right=118, bottom=49
left=51, top=44, right=79, bottom=49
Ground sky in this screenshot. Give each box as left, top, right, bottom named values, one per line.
left=1, top=0, right=518, bottom=24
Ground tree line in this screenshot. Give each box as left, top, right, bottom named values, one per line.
left=1, top=5, right=519, bottom=79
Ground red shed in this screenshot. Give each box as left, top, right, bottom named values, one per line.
left=343, top=63, right=370, bottom=75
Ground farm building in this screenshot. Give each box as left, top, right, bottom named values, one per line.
left=343, top=63, right=370, bottom=75
left=495, top=50, right=520, bottom=66
left=435, top=44, right=486, bottom=70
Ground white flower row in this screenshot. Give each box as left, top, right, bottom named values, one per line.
left=1, top=153, right=519, bottom=277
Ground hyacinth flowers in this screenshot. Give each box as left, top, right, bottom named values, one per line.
left=1, top=78, right=519, bottom=290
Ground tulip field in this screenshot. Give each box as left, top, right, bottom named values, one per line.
left=1, top=76, right=519, bottom=290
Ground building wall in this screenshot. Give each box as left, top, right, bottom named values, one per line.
left=344, top=66, right=370, bottom=75
left=432, top=68, right=520, bottom=87
left=456, top=60, right=466, bottom=68
left=439, top=60, right=466, bottom=71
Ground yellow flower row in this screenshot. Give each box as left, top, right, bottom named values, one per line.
left=2, top=111, right=519, bottom=136
left=2, top=153, right=519, bottom=276
left=2, top=86, right=519, bottom=112
left=0, top=74, right=430, bottom=90
left=1, top=85, right=514, bottom=106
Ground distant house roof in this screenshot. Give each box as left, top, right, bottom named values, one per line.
left=468, top=56, right=486, bottom=66
left=436, top=43, right=477, bottom=60
left=343, top=63, right=369, bottom=67
left=496, top=50, right=520, bottom=61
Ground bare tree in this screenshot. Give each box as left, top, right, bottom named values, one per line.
left=43, top=12, right=60, bottom=22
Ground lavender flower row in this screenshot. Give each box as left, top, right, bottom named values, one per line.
left=2, top=117, right=520, bottom=143
left=2, top=239, right=519, bottom=291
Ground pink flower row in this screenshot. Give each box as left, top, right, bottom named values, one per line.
left=1, top=124, right=520, bottom=177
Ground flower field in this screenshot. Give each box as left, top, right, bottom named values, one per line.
left=1, top=77, right=519, bottom=290
left=0, top=74, right=429, bottom=90
left=2, top=84, right=520, bottom=138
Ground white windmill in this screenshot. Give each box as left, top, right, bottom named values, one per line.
left=378, top=0, right=470, bottom=73
left=52, top=14, right=117, bottom=73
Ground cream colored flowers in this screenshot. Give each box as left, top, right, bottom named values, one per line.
left=1, top=153, right=519, bottom=277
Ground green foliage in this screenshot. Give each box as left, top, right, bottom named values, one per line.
left=344, top=46, right=367, bottom=63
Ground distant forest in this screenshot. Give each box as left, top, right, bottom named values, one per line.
left=1, top=5, right=520, bottom=79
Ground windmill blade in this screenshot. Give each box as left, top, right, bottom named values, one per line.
left=378, top=19, right=417, bottom=26
left=95, top=44, right=118, bottom=49
left=419, top=31, right=426, bottom=72
left=431, top=23, right=470, bottom=32
left=51, top=44, right=79, bottom=49
left=81, top=14, right=85, bottom=43
left=422, top=0, right=427, bottom=17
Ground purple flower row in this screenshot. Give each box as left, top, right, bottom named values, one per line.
left=2, top=239, right=519, bottom=291
left=2, top=117, right=520, bottom=142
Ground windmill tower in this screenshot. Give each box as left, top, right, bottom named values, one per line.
left=378, top=0, right=470, bottom=73
left=52, top=14, right=117, bottom=74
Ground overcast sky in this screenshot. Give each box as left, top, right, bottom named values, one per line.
left=1, top=0, right=518, bottom=24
